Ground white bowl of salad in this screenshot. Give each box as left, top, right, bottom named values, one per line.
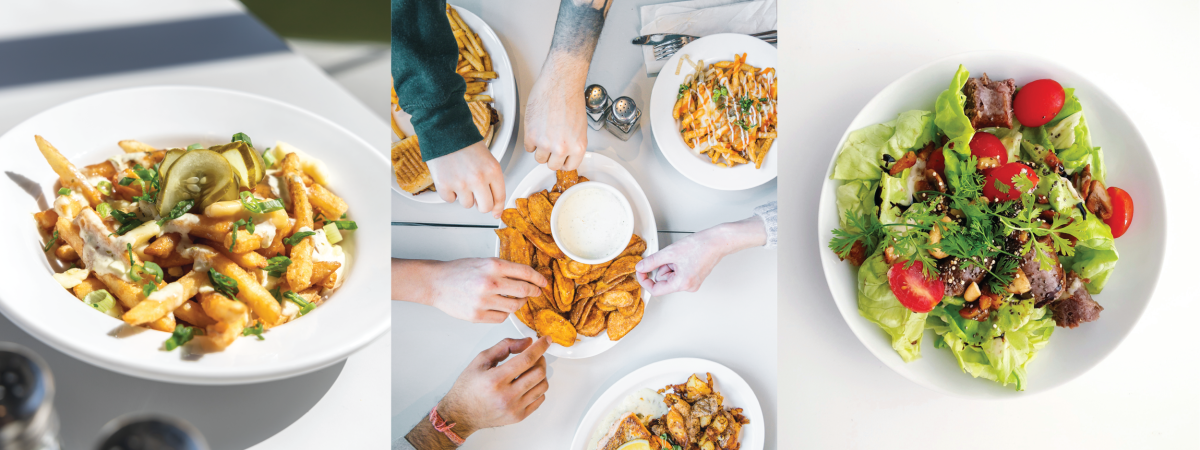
left=818, top=51, right=1167, bottom=396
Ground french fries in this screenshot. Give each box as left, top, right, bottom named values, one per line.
left=32, top=134, right=355, bottom=352
left=675, top=53, right=777, bottom=169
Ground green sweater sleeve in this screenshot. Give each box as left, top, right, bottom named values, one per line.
left=391, top=0, right=483, bottom=162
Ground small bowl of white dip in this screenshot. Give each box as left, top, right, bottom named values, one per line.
left=550, top=181, right=635, bottom=265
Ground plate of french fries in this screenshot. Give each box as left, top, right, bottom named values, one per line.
left=495, top=153, right=658, bottom=359
left=0, top=86, right=390, bottom=385
left=650, top=33, right=778, bottom=191
left=391, top=4, right=516, bottom=202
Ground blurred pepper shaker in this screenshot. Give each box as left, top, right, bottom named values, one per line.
left=605, top=96, right=641, bottom=141
left=584, top=84, right=611, bottom=131
left=95, top=415, right=208, bottom=450
left=0, top=343, right=60, bottom=450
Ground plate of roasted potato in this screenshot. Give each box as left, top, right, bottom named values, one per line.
left=496, top=153, right=658, bottom=359
left=570, top=358, right=764, bottom=450
left=391, top=4, right=516, bottom=201
left=0, top=86, right=390, bottom=384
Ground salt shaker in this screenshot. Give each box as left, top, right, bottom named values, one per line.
left=95, top=415, right=209, bottom=450
left=604, top=96, right=641, bottom=141
left=0, top=343, right=61, bottom=450
left=584, top=84, right=612, bottom=130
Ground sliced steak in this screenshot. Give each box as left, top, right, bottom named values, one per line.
left=963, top=73, right=1017, bottom=129
left=1049, top=272, right=1103, bottom=328
left=938, top=256, right=993, bottom=297
left=1020, top=236, right=1066, bottom=307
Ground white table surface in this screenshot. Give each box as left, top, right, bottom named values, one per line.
left=391, top=226, right=778, bottom=449
left=0, top=2, right=390, bottom=449
left=390, top=0, right=778, bottom=231
left=778, top=1, right=1200, bottom=449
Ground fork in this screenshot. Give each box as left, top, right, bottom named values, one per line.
left=653, top=30, right=777, bottom=61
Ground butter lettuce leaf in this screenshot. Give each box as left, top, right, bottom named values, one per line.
left=858, top=253, right=926, bottom=362
left=836, top=180, right=877, bottom=232
left=832, top=111, right=935, bottom=181
left=928, top=298, right=1055, bottom=391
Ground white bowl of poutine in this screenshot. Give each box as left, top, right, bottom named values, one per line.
left=0, top=86, right=390, bottom=385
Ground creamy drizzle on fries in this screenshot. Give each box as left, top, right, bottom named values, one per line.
left=673, top=53, right=777, bottom=169
left=32, top=135, right=355, bottom=352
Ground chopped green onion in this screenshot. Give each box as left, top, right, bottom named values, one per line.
left=85, top=290, right=120, bottom=318
left=164, top=325, right=199, bottom=351
left=242, top=322, right=266, bottom=340
left=142, top=261, right=163, bottom=283
left=96, top=180, right=113, bottom=196
left=262, top=148, right=276, bottom=168
left=284, top=231, right=316, bottom=246
left=208, top=268, right=239, bottom=298
left=186, top=143, right=204, bottom=151
left=96, top=202, right=112, bottom=218
left=126, top=243, right=141, bottom=282
left=57, top=187, right=71, bottom=196
left=141, top=283, right=157, bottom=297
left=264, top=256, right=291, bottom=278
left=269, top=286, right=283, bottom=304
left=158, top=199, right=194, bottom=226
left=42, top=230, right=59, bottom=252
left=239, top=191, right=284, bottom=214
left=284, top=291, right=315, bottom=316
left=231, top=132, right=253, bottom=148
left=331, top=220, right=357, bottom=230
left=118, top=177, right=136, bottom=186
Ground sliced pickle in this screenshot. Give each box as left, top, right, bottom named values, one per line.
left=211, top=142, right=265, bottom=189
left=158, top=149, right=186, bottom=179
left=157, top=149, right=238, bottom=216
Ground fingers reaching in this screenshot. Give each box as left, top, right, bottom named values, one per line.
left=498, top=260, right=549, bottom=288
left=497, top=336, right=550, bottom=379
left=476, top=337, right=529, bottom=367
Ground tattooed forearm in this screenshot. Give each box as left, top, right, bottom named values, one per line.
left=547, top=0, right=612, bottom=62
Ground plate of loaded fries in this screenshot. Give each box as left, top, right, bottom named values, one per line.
left=818, top=51, right=1166, bottom=396
left=570, top=357, right=763, bottom=450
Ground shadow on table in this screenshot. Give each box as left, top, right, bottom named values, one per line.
left=0, top=312, right=343, bottom=449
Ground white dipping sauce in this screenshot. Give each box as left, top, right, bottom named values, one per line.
left=555, top=187, right=629, bottom=260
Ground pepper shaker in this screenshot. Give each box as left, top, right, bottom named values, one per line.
left=0, top=343, right=60, bottom=450
left=604, top=96, right=641, bottom=141
left=95, top=415, right=209, bottom=450
left=584, top=84, right=612, bottom=131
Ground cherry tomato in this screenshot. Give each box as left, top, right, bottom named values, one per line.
left=927, top=147, right=946, bottom=179
left=1014, top=79, right=1066, bottom=127
left=969, top=132, right=1009, bottom=171
left=887, top=260, right=945, bottom=313
left=982, top=162, right=1040, bottom=202
left=1104, top=186, right=1134, bottom=238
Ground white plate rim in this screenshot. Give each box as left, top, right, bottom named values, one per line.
left=498, top=153, right=659, bottom=359
left=649, top=33, right=779, bottom=191
left=816, top=50, right=1169, bottom=397
left=567, top=357, right=765, bottom=450
left=393, top=5, right=517, bottom=202
left=0, top=85, right=391, bottom=385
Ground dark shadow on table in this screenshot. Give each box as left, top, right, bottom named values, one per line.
left=0, top=312, right=343, bottom=449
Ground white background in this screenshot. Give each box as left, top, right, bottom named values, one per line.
left=778, top=1, right=1199, bottom=449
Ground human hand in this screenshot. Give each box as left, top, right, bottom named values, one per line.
left=426, top=141, right=505, bottom=217
left=420, top=258, right=548, bottom=323
left=635, top=217, right=767, bottom=296
left=523, top=57, right=588, bottom=171
left=438, top=337, right=552, bottom=437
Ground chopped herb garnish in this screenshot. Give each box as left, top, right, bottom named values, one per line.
left=142, top=283, right=157, bottom=297
left=231, top=132, right=253, bottom=148
left=269, top=286, right=283, bottom=304
left=141, top=261, right=163, bottom=284
left=96, top=180, right=113, bottom=196
left=331, top=220, right=357, bottom=230
left=186, top=143, right=204, bottom=151
left=208, top=268, right=239, bottom=299
left=229, top=218, right=255, bottom=252
left=42, top=230, right=59, bottom=252
left=118, top=177, right=136, bottom=186
left=164, top=325, right=199, bottom=351
left=110, top=209, right=145, bottom=236
left=96, top=202, right=112, bottom=218
left=157, top=199, right=194, bottom=226
left=242, top=322, right=266, bottom=340
left=57, top=187, right=71, bottom=196
left=239, top=191, right=285, bottom=214
left=264, top=256, right=292, bottom=278
left=677, top=83, right=690, bottom=100
left=284, top=291, right=315, bottom=316
left=738, top=97, right=755, bottom=113
left=262, top=148, right=276, bottom=168
left=126, top=243, right=142, bottom=282
left=284, top=231, right=316, bottom=246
